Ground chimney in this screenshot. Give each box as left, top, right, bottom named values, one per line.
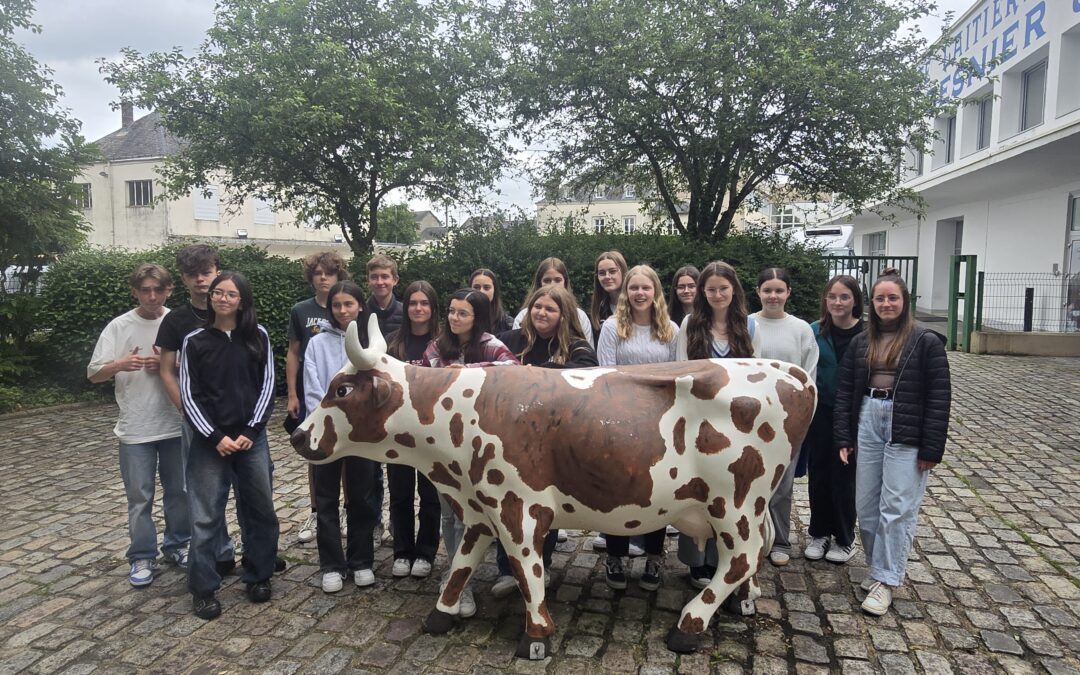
left=121, top=101, right=134, bottom=128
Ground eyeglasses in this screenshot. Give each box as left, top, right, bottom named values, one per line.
left=211, top=289, right=240, bottom=301
left=676, top=284, right=696, bottom=292
left=446, top=309, right=473, bottom=318
left=596, top=269, right=620, bottom=277
left=704, top=287, right=730, bottom=296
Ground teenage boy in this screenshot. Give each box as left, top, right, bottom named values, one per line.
left=89, top=264, right=190, bottom=587
left=286, top=251, right=349, bottom=543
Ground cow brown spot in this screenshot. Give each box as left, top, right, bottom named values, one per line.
left=463, top=388, right=474, bottom=398
left=442, top=566, right=471, bottom=606
left=477, top=492, right=497, bottom=509
left=394, top=432, right=416, bottom=448
left=702, top=589, right=717, bottom=604
left=406, top=367, right=459, bottom=424
left=771, top=464, right=785, bottom=491
left=625, top=520, right=641, bottom=529
left=529, top=504, right=555, bottom=561
left=331, top=369, right=406, bottom=445
left=708, top=496, right=726, bottom=519
left=770, top=361, right=780, bottom=369
left=658, top=508, right=668, bottom=516
left=737, top=515, right=750, bottom=541
left=747, top=372, right=767, bottom=383
left=720, top=532, right=735, bottom=549
left=449, top=413, right=464, bottom=448
left=788, top=366, right=808, bottom=385
left=471, top=436, right=481, bottom=451
left=696, top=420, right=731, bottom=455
left=507, top=555, right=532, bottom=604
left=777, top=379, right=815, bottom=461
left=679, top=615, right=705, bottom=634
left=562, top=503, right=575, bottom=513
left=475, top=363, right=713, bottom=512
left=441, top=396, right=453, bottom=410
left=448, top=461, right=462, bottom=476
left=469, top=441, right=496, bottom=485
left=459, top=522, right=494, bottom=556
left=522, top=548, right=531, bottom=557
left=487, top=469, right=504, bottom=485
left=690, top=364, right=730, bottom=400
left=730, top=396, right=762, bottom=434
left=669, top=467, right=678, bottom=479
left=673, top=417, right=687, bottom=455
left=675, top=477, right=709, bottom=502
left=757, top=422, right=776, bottom=442
left=526, top=608, right=555, bottom=638
left=755, top=496, right=766, bottom=516
left=728, top=446, right=765, bottom=509
left=386, top=449, right=399, bottom=459
left=723, top=553, right=750, bottom=584
left=500, top=492, right=525, bottom=545
left=533, top=563, right=542, bottom=577
left=428, top=463, right=461, bottom=491
left=467, top=499, right=483, bottom=513
left=443, top=495, right=464, bottom=520
left=426, top=436, right=435, bottom=445
left=318, top=415, right=338, bottom=457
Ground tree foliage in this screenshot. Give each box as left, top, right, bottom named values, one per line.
left=504, top=0, right=941, bottom=241
left=101, top=0, right=507, bottom=256
left=0, top=0, right=97, bottom=287
left=377, top=203, right=420, bottom=244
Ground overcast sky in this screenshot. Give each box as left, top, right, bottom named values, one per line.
left=17, top=0, right=976, bottom=219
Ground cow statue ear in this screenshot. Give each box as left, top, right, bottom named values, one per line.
left=372, top=375, right=392, bottom=409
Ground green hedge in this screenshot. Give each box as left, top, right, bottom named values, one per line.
left=394, top=224, right=829, bottom=322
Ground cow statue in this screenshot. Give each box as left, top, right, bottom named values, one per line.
left=291, top=314, right=816, bottom=658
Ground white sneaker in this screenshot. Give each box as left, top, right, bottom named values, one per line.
left=354, top=569, right=375, bottom=587
left=557, top=529, right=568, bottom=543
left=391, top=558, right=412, bottom=578
left=861, top=581, right=893, bottom=616
left=860, top=576, right=878, bottom=592
left=804, top=536, right=829, bottom=560
left=769, top=550, right=790, bottom=567
left=458, top=587, right=476, bottom=618
left=591, top=533, right=607, bottom=550
left=666, top=525, right=679, bottom=536
left=628, top=542, right=645, bottom=557
left=322, top=571, right=344, bottom=593
left=825, top=542, right=856, bottom=564
left=128, top=559, right=154, bottom=587
left=491, top=575, right=518, bottom=598
left=410, top=559, right=432, bottom=579
left=297, top=513, right=317, bottom=543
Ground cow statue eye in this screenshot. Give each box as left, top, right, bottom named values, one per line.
left=335, top=383, right=354, bottom=398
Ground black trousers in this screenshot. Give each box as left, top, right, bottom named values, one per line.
left=313, top=457, right=377, bottom=573
left=386, top=463, right=441, bottom=563
left=806, top=405, right=857, bottom=547
left=607, top=529, right=665, bottom=557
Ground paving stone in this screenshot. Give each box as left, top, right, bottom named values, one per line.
left=870, top=627, right=909, bottom=652
left=1036, top=605, right=1079, bottom=627
left=1019, top=629, right=1063, bottom=657
left=915, top=650, right=954, bottom=675
left=980, top=630, right=1024, bottom=655
left=940, top=627, right=979, bottom=651
left=792, top=635, right=828, bottom=664
left=879, top=653, right=917, bottom=675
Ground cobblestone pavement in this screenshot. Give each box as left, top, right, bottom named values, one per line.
left=0, top=353, right=1078, bottom=674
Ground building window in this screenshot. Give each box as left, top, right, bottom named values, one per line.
left=622, top=216, right=636, bottom=234
left=866, top=231, right=887, bottom=256
left=192, top=186, right=220, bottom=221
left=944, top=114, right=956, bottom=164
left=76, top=183, right=92, bottom=209
left=127, top=180, right=153, bottom=207
left=1020, top=60, right=1047, bottom=131
left=623, top=184, right=636, bottom=199
left=769, top=205, right=802, bottom=230
left=592, top=185, right=606, bottom=200
left=253, top=198, right=274, bottom=225
left=592, top=217, right=605, bottom=233
left=976, top=98, right=992, bottom=150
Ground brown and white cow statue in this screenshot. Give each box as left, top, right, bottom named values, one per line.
left=291, top=314, right=816, bottom=659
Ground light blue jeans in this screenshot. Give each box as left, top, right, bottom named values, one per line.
left=855, top=397, right=928, bottom=587
left=118, top=436, right=190, bottom=562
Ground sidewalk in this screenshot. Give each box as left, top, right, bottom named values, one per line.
left=0, top=353, right=1077, bottom=673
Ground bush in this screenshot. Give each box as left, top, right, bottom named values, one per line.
left=396, top=224, right=829, bottom=322
left=36, top=244, right=311, bottom=391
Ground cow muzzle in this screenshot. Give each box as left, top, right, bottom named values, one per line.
left=290, top=426, right=329, bottom=462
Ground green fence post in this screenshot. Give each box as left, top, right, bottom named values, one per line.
left=947, top=255, right=959, bottom=350
left=975, top=270, right=985, bottom=332
left=910, top=258, right=919, bottom=307
left=962, top=255, right=977, bottom=352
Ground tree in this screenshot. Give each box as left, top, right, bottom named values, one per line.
left=0, top=0, right=97, bottom=290
left=102, top=0, right=506, bottom=256
left=376, top=203, right=420, bottom=244
left=504, top=0, right=942, bottom=241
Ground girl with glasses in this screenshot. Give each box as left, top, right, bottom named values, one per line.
left=667, top=265, right=700, bottom=327
left=588, top=251, right=628, bottom=345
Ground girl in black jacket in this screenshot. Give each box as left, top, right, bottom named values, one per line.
left=834, top=268, right=951, bottom=617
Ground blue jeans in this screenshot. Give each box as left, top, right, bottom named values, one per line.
left=118, top=436, right=189, bottom=562
left=182, top=421, right=244, bottom=561
left=855, top=397, right=928, bottom=587
left=186, top=429, right=279, bottom=596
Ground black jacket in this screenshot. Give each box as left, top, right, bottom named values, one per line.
left=366, top=296, right=403, bottom=338
left=497, top=329, right=598, bottom=369
left=833, top=325, right=951, bottom=463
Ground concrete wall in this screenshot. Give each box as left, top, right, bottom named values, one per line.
left=970, top=331, right=1080, bottom=357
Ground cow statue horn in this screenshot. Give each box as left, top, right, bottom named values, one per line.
left=346, top=313, right=386, bottom=370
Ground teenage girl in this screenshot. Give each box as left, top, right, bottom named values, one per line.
left=470, top=268, right=514, bottom=334
left=423, top=289, right=519, bottom=617
left=383, top=281, right=443, bottom=580
left=180, top=272, right=278, bottom=620
left=304, top=281, right=380, bottom=593
left=804, top=276, right=864, bottom=565
left=835, top=268, right=950, bottom=616
left=511, top=257, right=592, bottom=344
left=752, top=267, right=819, bottom=567
left=596, top=264, right=679, bottom=592
left=667, top=265, right=700, bottom=327
left=673, top=261, right=760, bottom=587
left=589, top=251, right=628, bottom=344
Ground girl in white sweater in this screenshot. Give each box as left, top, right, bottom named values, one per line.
left=753, top=267, right=819, bottom=567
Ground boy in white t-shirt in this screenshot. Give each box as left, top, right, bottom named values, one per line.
left=88, top=263, right=189, bottom=587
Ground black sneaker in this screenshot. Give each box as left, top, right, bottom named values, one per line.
left=604, top=556, right=627, bottom=590
left=640, top=558, right=662, bottom=592
left=193, top=594, right=221, bottom=620
left=241, top=556, right=287, bottom=574
left=216, top=558, right=237, bottom=576
left=246, top=580, right=272, bottom=603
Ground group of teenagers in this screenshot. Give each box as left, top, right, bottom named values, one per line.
left=89, top=241, right=950, bottom=622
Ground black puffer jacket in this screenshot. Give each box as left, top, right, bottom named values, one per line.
left=833, top=325, right=951, bottom=463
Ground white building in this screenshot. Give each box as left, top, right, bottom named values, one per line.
left=826, top=0, right=1080, bottom=328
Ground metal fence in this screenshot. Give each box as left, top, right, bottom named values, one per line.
left=820, top=256, right=920, bottom=303
left=977, top=272, right=1080, bottom=333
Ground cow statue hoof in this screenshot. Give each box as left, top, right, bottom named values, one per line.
left=665, top=625, right=701, bottom=653
left=722, top=594, right=757, bottom=617
left=423, top=608, right=455, bottom=634
left=515, top=635, right=551, bottom=660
